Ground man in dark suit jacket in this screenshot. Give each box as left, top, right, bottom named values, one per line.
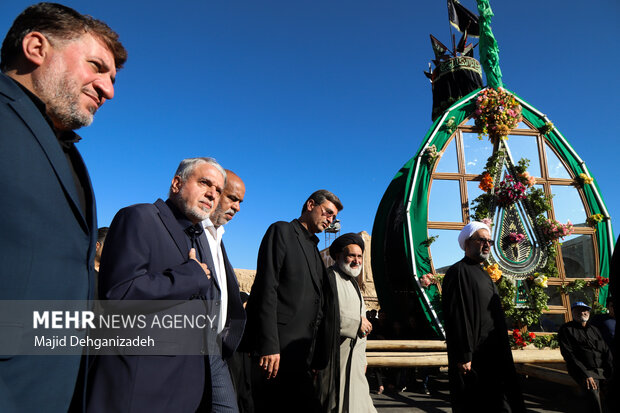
left=0, top=4, right=126, bottom=412
left=87, top=158, right=246, bottom=412
left=243, top=189, right=343, bottom=412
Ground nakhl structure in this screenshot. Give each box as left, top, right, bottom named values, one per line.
left=371, top=0, right=613, bottom=340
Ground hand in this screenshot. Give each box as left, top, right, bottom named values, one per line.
left=259, top=354, right=280, bottom=379
left=458, top=361, right=472, bottom=375
left=359, top=317, right=373, bottom=337
left=585, top=377, right=597, bottom=390
left=189, top=248, right=211, bottom=279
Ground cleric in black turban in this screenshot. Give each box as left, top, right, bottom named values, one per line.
left=329, top=233, right=365, bottom=261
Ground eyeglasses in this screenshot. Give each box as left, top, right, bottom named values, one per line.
left=471, top=237, right=494, bottom=245
left=319, top=205, right=336, bottom=219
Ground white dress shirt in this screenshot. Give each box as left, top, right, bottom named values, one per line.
left=202, top=218, right=228, bottom=334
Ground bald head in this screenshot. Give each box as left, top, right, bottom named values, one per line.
left=210, top=170, right=245, bottom=228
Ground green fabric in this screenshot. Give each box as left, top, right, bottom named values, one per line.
left=476, top=0, right=503, bottom=88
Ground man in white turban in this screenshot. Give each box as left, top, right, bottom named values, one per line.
left=441, top=221, right=525, bottom=413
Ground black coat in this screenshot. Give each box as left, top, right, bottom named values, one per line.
left=0, top=72, right=97, bottom=412
left=558, top=321, right=613, bottom=382
left=87, top=199, right=245, bottom=412
left=243, top=219, right=336, bottom=372
left=441, top=257, right=525, bottom=413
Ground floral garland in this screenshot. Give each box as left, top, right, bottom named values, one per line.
left=473, top=88, right=523, bottom=141
left=471, top=153, right=559, bottom=329
left=557, top=276, right=609, bottom=314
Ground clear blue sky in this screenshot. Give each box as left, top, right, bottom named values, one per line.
left=1, top=1, right=618, bottom=270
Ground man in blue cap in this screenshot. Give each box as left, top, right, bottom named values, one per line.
left=558, top=301, right=613, bottom=413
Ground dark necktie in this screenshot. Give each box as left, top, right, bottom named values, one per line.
left=185, top=223, right=204, bottom=262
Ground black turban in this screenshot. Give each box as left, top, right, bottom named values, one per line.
left=329, top=233, right=365, bottom=260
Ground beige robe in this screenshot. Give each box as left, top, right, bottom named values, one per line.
left=332, top=267, right=377, bottom=413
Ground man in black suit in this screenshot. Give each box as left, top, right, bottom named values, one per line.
left=243, top=189, right=343, bottom=412
left=0, top=3, right=126, bottom=412
left=87, top=158, right=246, bottom=412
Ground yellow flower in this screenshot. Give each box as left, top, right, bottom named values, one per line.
left=534, top=275, right=548, bottom=288
left=579, top=173, right=593, bottom=185
left=484, top=263, right=502, bottom=282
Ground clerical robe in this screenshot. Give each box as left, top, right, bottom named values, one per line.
left=333, top=266, right=376, bottom=413
left=441, top=257, right=525, bottom=413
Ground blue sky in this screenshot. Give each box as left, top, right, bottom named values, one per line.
left=1, top=0, right=618, bottom=269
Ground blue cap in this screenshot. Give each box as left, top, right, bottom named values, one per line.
left=571, top=301, right=591, bottom=310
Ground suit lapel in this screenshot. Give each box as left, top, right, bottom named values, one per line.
left=154, top=199, right=190, bottom=260
left=292, top=221, right=322, bottom=293
left=3, top=77, right=88, bottom=232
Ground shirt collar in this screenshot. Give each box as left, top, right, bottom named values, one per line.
left=202, top=218, right=225, bottom=240
left=293, top=218, right=319, bottom=245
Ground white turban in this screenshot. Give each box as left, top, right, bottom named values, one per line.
left=458, top=221, right=491, bottom=251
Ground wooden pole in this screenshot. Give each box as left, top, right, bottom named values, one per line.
left=365, top=340, right=447, bottom=351
left=366, top=349, right=564, bottom=367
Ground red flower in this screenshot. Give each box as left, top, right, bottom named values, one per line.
left=596, top=276, right=609, bottom=287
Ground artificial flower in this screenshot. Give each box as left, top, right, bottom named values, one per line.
left=484, top=263, right=502, bottom=282
left=473, top=88, right=523, bottom=141
left=586, top=214, right=605, bottom=228
left=507, top=232, right=525, bottom=244
left=481, top=218, right=493, bottom=229
left=534, top=274, right=548, bottom=288
left=518, top=171, right=536, bottom=188
left=419, top=273, right=436, bottom=288
left=578, top=173, right=593, bottom=185
left=495, top=175, right=527, bottom=207
left=479, top=172, right=494, bottom=192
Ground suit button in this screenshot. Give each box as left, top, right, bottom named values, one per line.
left=215, top=301, right=220, bottom=306
left=315, top=299, right=319, bottom=304
left=309, top=321, right=315, bottom=328
left=212, top=327, right=217, bottom=331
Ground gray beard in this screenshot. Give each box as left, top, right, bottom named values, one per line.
left=212, top=207, right=234, bottom=227
left=171, top=193, right=211, bottom=223
left=338, top=260, right=362, bottom=278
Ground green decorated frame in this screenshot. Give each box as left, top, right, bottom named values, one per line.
left=371, top=87, right=614, bottom=339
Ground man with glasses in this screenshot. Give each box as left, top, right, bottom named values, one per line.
left=242, top=189, right=343, bottom=412
left=442, top=221, right=525, bottom=413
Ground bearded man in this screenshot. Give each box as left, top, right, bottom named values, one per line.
left=318, top=233, right=376, bottom=413
left=559, top=302, right=613, bottom=413
left=88, top=157, right=246, bottom=412
left=441, top=222, right=525, bottom=413
left=0, top=3, right=126, bottom=411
